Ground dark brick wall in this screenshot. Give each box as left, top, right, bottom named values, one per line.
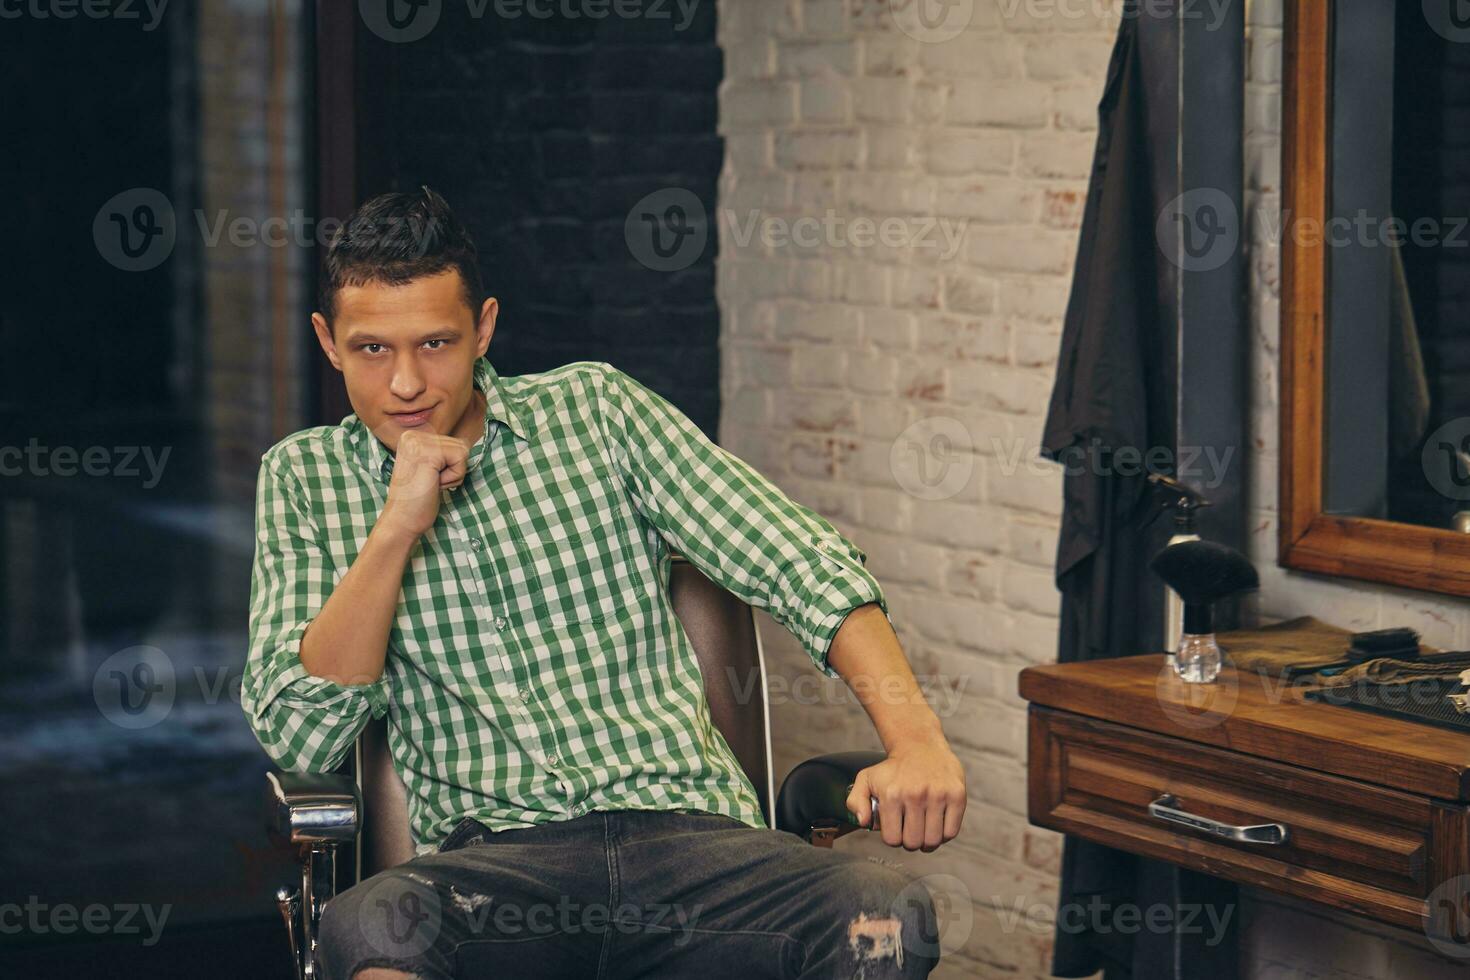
left=355, top=4, right=724, bottom=437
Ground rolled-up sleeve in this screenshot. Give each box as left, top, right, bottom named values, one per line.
left=241, top=451, right=389, bottom=772
left=596, top=363, right=889, bottom=678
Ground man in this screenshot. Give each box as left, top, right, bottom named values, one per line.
left=243, top=187, right=966, bottom=979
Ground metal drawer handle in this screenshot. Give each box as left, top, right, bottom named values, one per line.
left=1147, top=794, right=1289, bottom=845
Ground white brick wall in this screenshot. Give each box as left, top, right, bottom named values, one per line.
left=718, top=1, right=1470, bottom=977
left=716, top=2, right=1118, bottom=976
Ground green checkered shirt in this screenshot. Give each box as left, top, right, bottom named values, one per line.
left=243, top=358, right=888, bottom=854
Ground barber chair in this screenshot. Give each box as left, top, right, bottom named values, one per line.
left=265, top=553, right=886, bottom=979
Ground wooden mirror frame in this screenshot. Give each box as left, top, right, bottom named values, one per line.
left=1280, top=0, right=1470, bottom=596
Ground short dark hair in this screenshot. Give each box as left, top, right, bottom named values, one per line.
left=318, top=186, right=483, bottom=322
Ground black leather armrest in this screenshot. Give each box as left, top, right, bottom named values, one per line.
left=775, top=750, right=886, bottom=837
left=265, top=770, right=361, bottom=846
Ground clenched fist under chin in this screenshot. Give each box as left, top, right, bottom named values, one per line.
left=378, top=429, right=471, bottom=539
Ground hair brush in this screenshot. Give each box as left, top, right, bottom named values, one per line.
left=1149, top=539, right=1259, bottom=635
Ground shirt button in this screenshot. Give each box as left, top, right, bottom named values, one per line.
left=494, top=616, right=508, bottom=630
left=518, top=688, right=532, bottom=703
left=471, top=539, right=484, bottom=552
left=546, top=755, right=559, bottom=768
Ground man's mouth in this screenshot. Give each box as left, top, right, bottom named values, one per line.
left=386, top=406, right=436, bottom=427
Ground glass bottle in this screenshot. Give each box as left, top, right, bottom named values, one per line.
left=1175, top=631, right=1222, bottom=683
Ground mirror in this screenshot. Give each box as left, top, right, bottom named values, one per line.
left=1281, top=0, right=1470, bottom=595
left=1381, top=4, right=1470, bottom=529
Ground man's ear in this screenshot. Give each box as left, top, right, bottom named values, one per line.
left=311, top=312, right=344, bottom=372
left=474, top=297, right=498, bottom=358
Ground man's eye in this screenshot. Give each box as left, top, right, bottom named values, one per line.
left=361, top=343, right=384, bottom=354
left=424, top=339, right=447, bottom=350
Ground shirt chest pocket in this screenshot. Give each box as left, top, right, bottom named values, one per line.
left=510, top=450, right=642, bottom=627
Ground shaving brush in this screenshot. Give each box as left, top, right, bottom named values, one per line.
left=1149, top=539, right=1260, bottom=683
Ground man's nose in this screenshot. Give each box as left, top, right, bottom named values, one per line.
left=388, top=355, right=427, bottom=400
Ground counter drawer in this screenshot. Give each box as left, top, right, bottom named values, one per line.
left=1028, top=705, right=1470, bottom=933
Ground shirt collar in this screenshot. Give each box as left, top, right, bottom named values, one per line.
left=353, top=357, right=533, bottom=485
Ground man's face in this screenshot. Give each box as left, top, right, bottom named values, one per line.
left=311, top=269, right=497, bottom=454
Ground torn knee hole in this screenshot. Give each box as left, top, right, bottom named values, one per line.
left=846, top=911, right=904, bottom=967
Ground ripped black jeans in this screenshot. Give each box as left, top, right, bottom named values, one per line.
left=316, top=808, right=940, bottom=979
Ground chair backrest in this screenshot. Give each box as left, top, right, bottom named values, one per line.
left=354, top=553, right=774, bottom=879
